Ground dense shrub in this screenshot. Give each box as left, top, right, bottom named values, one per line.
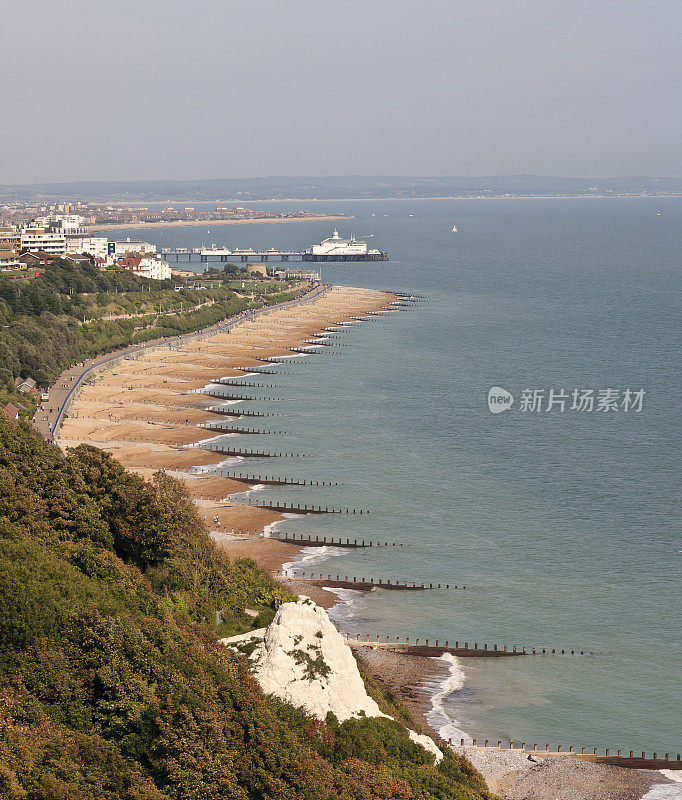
left=0, top=259, right=256, bottom=390
left=0, top=417, right=492, bottom=798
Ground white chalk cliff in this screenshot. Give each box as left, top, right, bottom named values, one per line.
left=250, top=597, right=386, bottom=722
left=223, top=596, right=442, bottom=763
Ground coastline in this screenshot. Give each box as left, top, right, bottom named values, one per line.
left=55, top=283, right=395, bottom=591
left=87, top=214, right=352, bottom=232
left=50, top=282, right=681, bottom=800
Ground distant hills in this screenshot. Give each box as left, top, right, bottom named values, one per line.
left=2, top=175, right=681, bottom=202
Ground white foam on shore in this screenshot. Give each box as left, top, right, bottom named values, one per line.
left=326, top=587, right=366, bottom=624
left=223, top=484, right=266, bottom=500
left=214, top=456, right=245, bottom=468
left=262, top=519, right=284, bottom=537
left=281, top=545, right=347, bottom=575
left=190, top=433, right=236, bottom=446
left=425, top=653, right=472, bottom=745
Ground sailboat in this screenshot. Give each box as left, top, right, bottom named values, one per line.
left=451, top=224, right=458, bottom=232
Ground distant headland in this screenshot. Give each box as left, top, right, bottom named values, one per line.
left=1, top=174, right=681, bottom=204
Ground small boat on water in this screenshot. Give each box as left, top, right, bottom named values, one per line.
left=451, top=225, right=458, bottom=232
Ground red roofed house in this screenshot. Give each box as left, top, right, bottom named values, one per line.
left=3, top=403, right=19, bottom=420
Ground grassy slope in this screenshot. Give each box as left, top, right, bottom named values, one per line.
left=0, top=417, right=493, bottom=799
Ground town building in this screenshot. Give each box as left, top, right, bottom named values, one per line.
left=108, top=238, right=157, bottom=258
left=33, top=214, right=87, bottom=234
left=14, top=376, right=37, bottom=395
left=118, top=256, right=171, bottom=281
left=19, top=228, right=67, bottom=255
left=2, top=403, right=20, bottom=421
left=65, top=236, right=108, bottom=260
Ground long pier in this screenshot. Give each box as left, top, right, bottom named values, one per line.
left=162, top=249, right=389, bottom=264
left=163, top=249, right=304, bottom=263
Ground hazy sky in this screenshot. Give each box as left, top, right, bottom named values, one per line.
left=3, top=0, right=681, bottom=183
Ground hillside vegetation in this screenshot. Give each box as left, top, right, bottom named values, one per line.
left=0, top=417, right=492, bottom=799
left=0, top=259, right=300, bottom=409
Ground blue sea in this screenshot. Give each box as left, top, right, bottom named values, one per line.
left=110, top=197, right=681, bottom=754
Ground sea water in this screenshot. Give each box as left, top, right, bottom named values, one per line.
left=110, top=197, right=681, bottom=754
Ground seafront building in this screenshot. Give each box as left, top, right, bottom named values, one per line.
left=107, top=237, right=157, bottom=258
left=0, top=215, right=164, bottom=273
left=117, top=256, right=171, bottom=281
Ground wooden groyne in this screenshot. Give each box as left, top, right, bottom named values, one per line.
left=206, top=406, right=281, bottom=418
left=230, top=499, right=368, bottom=514
left=276, top=572, right=456, bottom=591
left=202, top=426, right=288, bottom=435
left=215, top=380, right=280, bottom=388
left=266, top=533, right=405, bottom=547
left=287, top=347, right=322, bottom=354
left=347, top=638, right=592, bottom=658
left=451, top=741, right=681, bottom=770
left=200, top=390, right=283, bottom=401
left=262, top=356, right=311, bottom=364
left=200, top=470, right=337, bottom=486
left=234, top=366, right=294, bottom=375
left=197, top=444, right=302, bottom=458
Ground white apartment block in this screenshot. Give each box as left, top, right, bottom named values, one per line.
left=110, top=238, right=157, bottom=257
left=20, top=229, right=67, bottom=255
left=33, top=214, right=87, bottom=234
left=65, top=236, right=108, bottom=260
left=128, top=257, right=171, bottom=281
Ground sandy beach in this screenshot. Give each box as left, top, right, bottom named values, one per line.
left=57, top=283, right=395, bottom=573
left=88, top=214, right=351, bottom=232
